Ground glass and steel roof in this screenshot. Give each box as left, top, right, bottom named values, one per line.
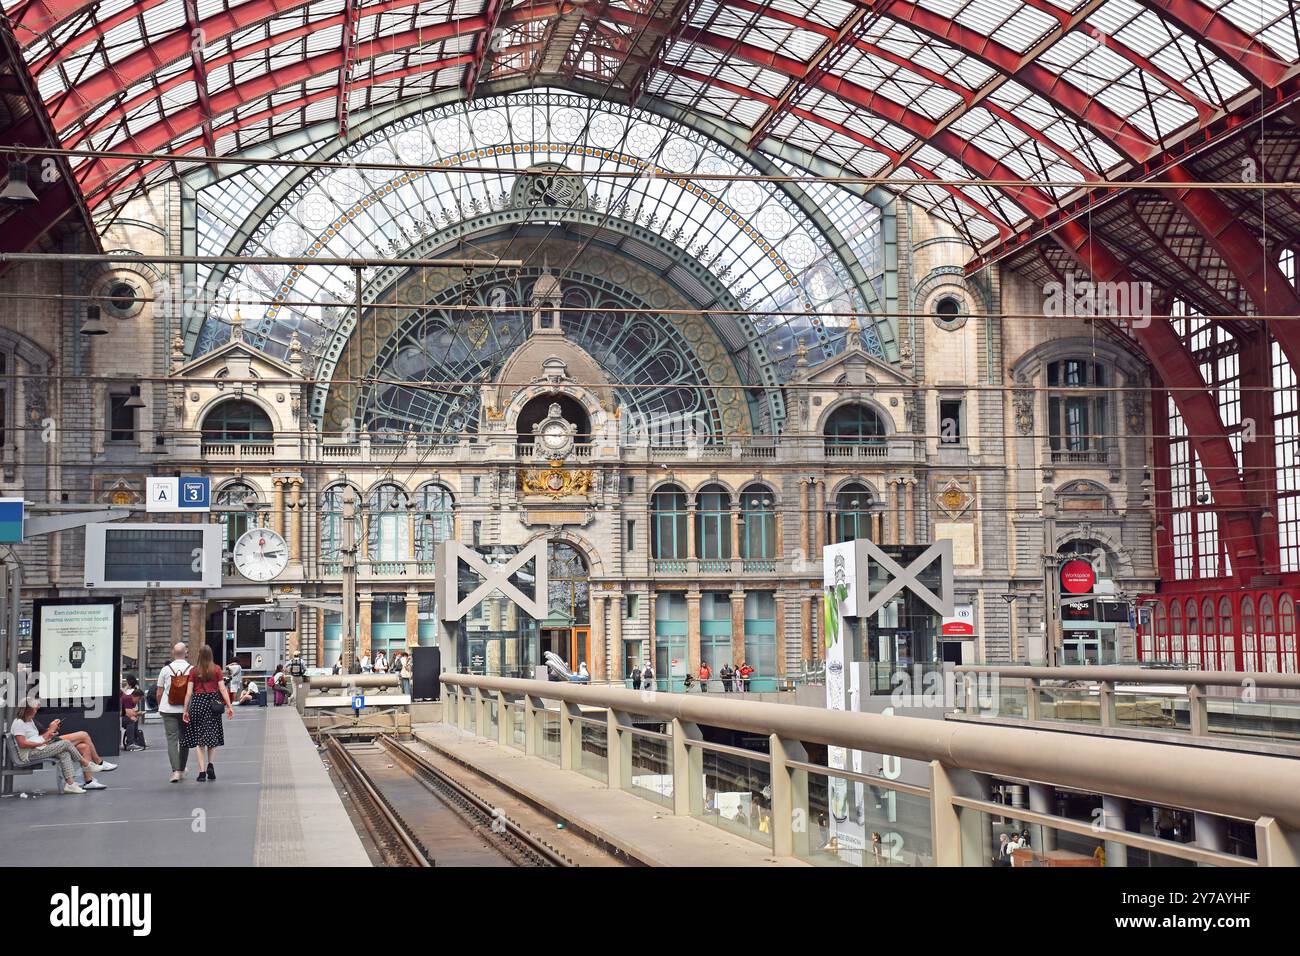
left=5, top=0, right=1293, bottom=250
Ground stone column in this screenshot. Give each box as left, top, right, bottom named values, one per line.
left=289, top=478, right=303, bottom=562
left=886, top=479, right=898, bottom=545
left=871, top=511, right=883, bottom=543
left=359, top=592, right=373, bottom=657
left=187, top=600, right=206, bottom=651
left=273, top=477, right=286, bottom=537
left=775, top=593, right=786, bottom=677
left=814, top=479, right=826, bottom=553
left=687, top=588, right=702, bottom=675
left=590, top=592, right=606, bottom=679
left=171, top=602, right=185, bottom=657
left=731, top=506, right=742, bottom=560
left=904, top=479, right=916, bottom=546
left=774, top=505, right=784, bottom=557
left=407, top=510, right=417, bottom=559
left=610, top=594, right=624, bottom=682
left=731, top=589, right=746, bottom=668
left=686, top=505, right=697, bottom=559
left=405, top=588, right=420, bottom=650
left=799, top=479, right=811, bottom=558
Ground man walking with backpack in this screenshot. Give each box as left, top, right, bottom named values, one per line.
left=156, top=642, right=193, bottom=783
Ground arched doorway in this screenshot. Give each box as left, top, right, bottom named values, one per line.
left=539, top=541, right=591, bottom=670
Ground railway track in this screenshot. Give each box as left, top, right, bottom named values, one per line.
left=324, top=734, right=573, bottom=867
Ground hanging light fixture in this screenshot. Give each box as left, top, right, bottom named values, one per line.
left=80, top=305, right=108, bottom=335
left=0, top=158, right=38, bottom=206
left=124, top=385, right=146, bottom=409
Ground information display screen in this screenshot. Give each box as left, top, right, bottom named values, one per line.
left=84, top=523, right=222, bottom=589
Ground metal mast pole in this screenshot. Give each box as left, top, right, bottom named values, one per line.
left=341, top=488, right=358, bottom=673
left=1042, top=482, right=1059, bottom=666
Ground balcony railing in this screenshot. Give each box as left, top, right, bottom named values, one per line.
left=823, top=442, right=887, bottom=458
left=202, top=441, right=275, bottom=458
left=742, top=559, right=776, bottom=573
left=1049, top=448, right=1110, bottom=464
left=653, top=559, right=688, bottom=574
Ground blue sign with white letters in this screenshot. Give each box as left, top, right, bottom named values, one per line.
left=179, top=477, right=210, bottom=510
left=351, top=695, right=365, bottom=711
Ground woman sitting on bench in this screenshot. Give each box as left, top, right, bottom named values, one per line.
left=9, top=700, right=107, bottom=794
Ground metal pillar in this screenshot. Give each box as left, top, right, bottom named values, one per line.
left=341, top=487, right=358, bottom=673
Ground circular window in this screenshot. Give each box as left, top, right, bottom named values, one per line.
left=931, top=294, right=967, bottom=331
left=101, top=278, right=143, bottom=318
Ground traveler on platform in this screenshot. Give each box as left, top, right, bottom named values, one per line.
left=182, top=644, right=234, bottom=782
left=9, top=699, right=108, bottom=793
left=157, top=642, right=193, bottom=783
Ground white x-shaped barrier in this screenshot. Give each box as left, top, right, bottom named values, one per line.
left=855, top=539, right=954, bottom=617
left=436, top=540, right=550, bottom=622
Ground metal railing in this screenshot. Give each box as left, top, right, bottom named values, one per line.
left=951, top=664, right=1300, bottom=746
left=441, top=673, right=1300, bottom=867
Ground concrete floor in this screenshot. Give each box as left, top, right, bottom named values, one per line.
left=0, top=706, right=368, bottom=867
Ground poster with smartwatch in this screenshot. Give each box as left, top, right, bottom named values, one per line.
left=31, top=597, right=123, bottom=757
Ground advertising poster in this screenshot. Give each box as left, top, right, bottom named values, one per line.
left=34, top=599, right=119, bottom=703
left=823, top=541, right=865, bottom=855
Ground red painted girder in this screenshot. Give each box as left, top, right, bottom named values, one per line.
left=1136, top=0, right=1291, bottom=89
left=690, top=29, right=1058, bottom=217
left=337, top=0, right=361, bottom=140
left=80, top=52, right=475, bottom=201
left=464, top=0, right=506, bottom=97
left=1055, top=218, right=1262, bottom=581
left=1164, top=164, right=1300, bottom=370
left=662, top=61, right=1016, bottom=235
left=50, top=4, right=486, bottom=125
left=875, top=0, right=1159, bottom=162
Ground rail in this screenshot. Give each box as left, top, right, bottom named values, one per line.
left=951, top=664, right=1300, bottom=744
left=440, top=673, right=1300, bottom=867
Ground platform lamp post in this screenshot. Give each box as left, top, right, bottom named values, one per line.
left=1041, top=479, right=1060, bottom=667
left=341, top=485, right=359, bottom=674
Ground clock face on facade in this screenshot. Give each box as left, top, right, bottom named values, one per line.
left=533, top=402, right=576, bottom=460
left=541, top=421, right=569, bottom=450
left=232, top=527, right=289, bottom=582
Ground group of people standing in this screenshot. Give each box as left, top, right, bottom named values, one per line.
left=339, top=650, right=414, bottom=695
left=695, top=661, right=755, bottom=692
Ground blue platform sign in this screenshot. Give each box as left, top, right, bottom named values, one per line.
left=0, top=497, right=24, bottom=543
left=147, top=477, right=210, bottom=512
left=179, top=477, right=210, bottom=510
left=351, top=695, right=365, bottom=711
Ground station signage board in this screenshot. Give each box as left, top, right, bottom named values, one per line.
left=1060, top=559, right=1096, bottom=594
left=0, top=497, right=24, bottom=542
left=941, top=604, right=975, bottom=636
left=146, top=476, right=211, bottom=513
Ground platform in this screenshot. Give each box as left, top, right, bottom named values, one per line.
left=413, top=722, right=808, bottom=868
left=0, top=706, right=369, bottom=867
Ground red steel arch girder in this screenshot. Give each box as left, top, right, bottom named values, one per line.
left=1134, top=0, right=1293, bottom=89
left=1163, top=164, right=1300, bottom=373
left=79, top=52, right=475, bottom=202
left=657, top=62, right=1018, bottom=234
left=1055, top=218, right=1263, bottom=581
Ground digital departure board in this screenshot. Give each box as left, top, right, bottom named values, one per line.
left=84, top=523, right=223, bottom=589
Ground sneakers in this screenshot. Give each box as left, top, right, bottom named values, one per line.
left=97, top=761, right=118, bottom=772
left=63, top=782, right=86, bottom=794
left=206, top=764, right=215, bottom=780
left=169, top=771, right=181, bottom=784
left=195, top=771, right=207, bottom=782
left=82, top=780, right=107, bottom=790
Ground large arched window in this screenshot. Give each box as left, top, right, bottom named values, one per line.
left=652, top=485, right=688, bottom=560
left=320, top=484, right=359, bottom=563
left=1185, top=598, right=1199, bottom=668
left=1218, top=596, right=1235, bottom=666
left=547, top=541, right=589, bottom=625
left=415, top=484, right=454, bottom=563
left=1260, top=595, right=1277, bottom=673
left=1170, top=601, right=1183, bottom=662
left=1280, top=595, right=1297, bottom=674
left=1046, top=359, right=1108, bottom=461
left=1242, top=596, right=1257, bottom=671
left=823, top=404, right=887, bottom=449
left=201, top=399, right=273, bottom=443
left=834, top=483, right=874, bottom=543
left=696, top=484, right=732, bottom=561
left=215, top=482, right=262, bottom=573
left=367, top=484, right=410, bottom=564
left=740, top=484, right=776, bottom=561
left=1202, top=597, right=1218, bottom=670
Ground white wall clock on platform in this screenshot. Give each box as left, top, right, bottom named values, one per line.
left=232, top=528, right=289, bottom=581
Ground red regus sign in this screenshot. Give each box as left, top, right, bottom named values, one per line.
left=1060, top=559, right=1096, bottom=594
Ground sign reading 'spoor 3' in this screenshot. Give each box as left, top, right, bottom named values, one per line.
left=146, top=477, right=210, bottom=513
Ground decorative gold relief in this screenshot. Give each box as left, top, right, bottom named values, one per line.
left=519, top=468, right=594, bottom=498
